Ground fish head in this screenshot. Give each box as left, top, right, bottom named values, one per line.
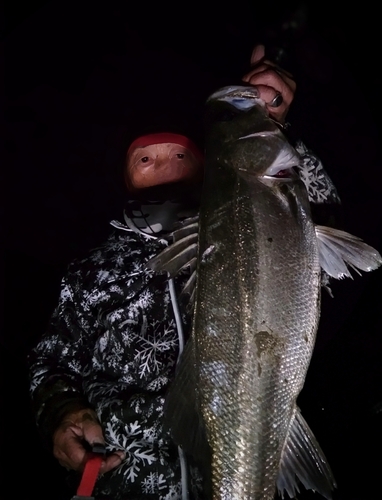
left=205, top=85, right=301, bottom=182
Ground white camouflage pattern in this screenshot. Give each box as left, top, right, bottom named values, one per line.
left=295, top=140, right=341, bottom=204
left=28, top=227, right=202, bottom=499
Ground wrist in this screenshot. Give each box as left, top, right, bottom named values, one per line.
left=37, top=393, right=93, bottom=448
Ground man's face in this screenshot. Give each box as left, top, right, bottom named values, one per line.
left=126, top=142, right=203, bottom=190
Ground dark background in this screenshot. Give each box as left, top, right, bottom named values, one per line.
left=4, top=1, right=382, bottom=498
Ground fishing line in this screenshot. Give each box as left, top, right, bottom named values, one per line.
left=168, top=276, right=189, bottom=500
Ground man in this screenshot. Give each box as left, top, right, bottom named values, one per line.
left=28, top=45, right=316, bottom=499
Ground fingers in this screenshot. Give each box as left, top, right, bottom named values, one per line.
left=53, top=409, right=105, bottom=471
left=242, top=44, right=297, bottom=124
left=244, top=78, right=294, bottom=124
left=243, top=62, right=295, bottom=89
left=80, top=412, right=106, bottom=446
left=53, top=423, right=92, bottom=470
left=53, top=409, right=126, bottom=473
left=250, top=44, right=265, bottom=65
left=53, top=422, right=126, bottom=473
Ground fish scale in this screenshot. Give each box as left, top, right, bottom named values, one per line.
left=147, top=85, right=382, bottom=499
left=194, top=169, right=319, bottom=498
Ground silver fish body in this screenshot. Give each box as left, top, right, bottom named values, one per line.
left=194, top=87, right=321, bottom=499
left=198, top=173, right=318, bottom=495
left=147, top=85, right=382, bottom=499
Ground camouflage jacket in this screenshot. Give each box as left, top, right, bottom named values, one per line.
left=28, top=213, right=202, bottom=499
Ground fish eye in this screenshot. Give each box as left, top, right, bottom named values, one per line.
left=176, top=153, right=185, bottom=159
left=140, top=156, right=149, bottom=163
left=207, top=103, right=241, bottom=123
left=218, top=110, right=239, bottom=122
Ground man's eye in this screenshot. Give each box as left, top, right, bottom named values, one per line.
left=141, top=157, right=149, bottom=163
left=176, top=153, right=185, bottom=159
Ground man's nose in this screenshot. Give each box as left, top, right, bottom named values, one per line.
left=154, top=156, right=168, bottom=168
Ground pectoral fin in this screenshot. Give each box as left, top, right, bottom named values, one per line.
left=146, top=233, right=197, bottom=275
left=146, top=217, right=199, bottom=309
left=316, top=225, right=382, bottom=279
left=277, top=407, right=336, bottom=500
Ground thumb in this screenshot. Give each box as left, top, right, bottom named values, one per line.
left=250, top=44, right=265, bottom=66
left=80, top=419, right=105, bottom=446
left=67, top=409, right=104, bottom=445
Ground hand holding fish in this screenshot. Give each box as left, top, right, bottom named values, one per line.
left=242, top=44, right=296, bottom=124
left=53, top=408, right=125, bottom=473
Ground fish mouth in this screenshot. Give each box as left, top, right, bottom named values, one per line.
left=208, top=85, right=260, bottom=102
left=207, top=85, right=263, bottom=110
left=262, top=171, right=295, bottom=180
left=238, top=167, right=296, bottom=181
left=238, top=143, right=300, bottom=181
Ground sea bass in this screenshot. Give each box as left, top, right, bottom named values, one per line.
left=147, top=85, right=382, bottom=499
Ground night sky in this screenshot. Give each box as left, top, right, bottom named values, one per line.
left=4, top=1, right=382, bottom=498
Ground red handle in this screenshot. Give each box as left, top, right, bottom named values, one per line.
left=76, top=453, right=104, bottom=498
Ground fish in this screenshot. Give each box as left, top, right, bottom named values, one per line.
left=146, top=85, right=382, bottom=499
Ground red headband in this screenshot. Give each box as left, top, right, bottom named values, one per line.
left=127, top=133, right=204, bottom=164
